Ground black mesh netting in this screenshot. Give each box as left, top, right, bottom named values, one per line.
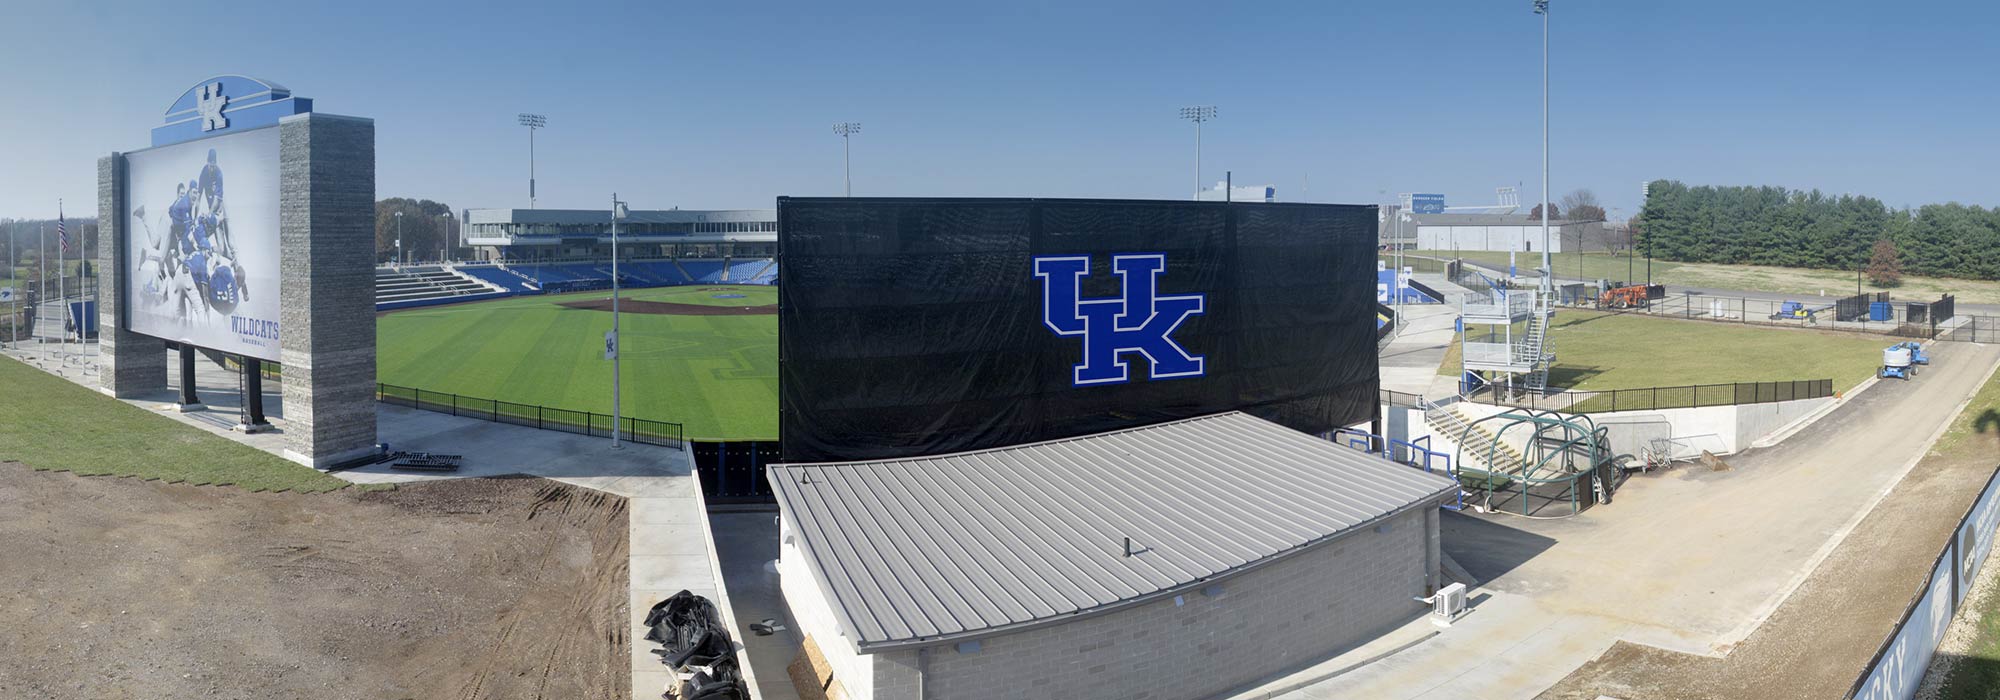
left=777, top=197, right=1380, bottom=463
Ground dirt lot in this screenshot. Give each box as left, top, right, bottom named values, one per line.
left=0, top=463, right=628, bottom=700
left=559, top=296, right=775, bottom=316
left=1537, top=447, right=1996, bottom=699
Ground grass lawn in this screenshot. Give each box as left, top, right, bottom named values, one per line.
left=1416, top=249, right=2000, bottom=305
left=1443, top=310, right=1887, bottom=396
left=377, top=285, right=778, bottom=441
left=0, top=356, right=352, bottom=492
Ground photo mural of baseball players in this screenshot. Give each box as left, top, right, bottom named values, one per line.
left=124, top=126, right=281, bottom=362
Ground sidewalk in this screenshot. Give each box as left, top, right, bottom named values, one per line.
left=1248, top=339, right=2000, bottom=699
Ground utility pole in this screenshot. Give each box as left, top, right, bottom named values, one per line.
left=518, top=113, right=546, bottom=209
left=1642, top=180, right=1653, bottom=287
left=609, top=195, right=628, bottom=448
left=1534, top=0, right=1552, bottom=294
left=1179, top=105, right=1217, bottom=201
left=833, top=122, right=861, bottom=197
left=38, top=223, right=46, bottom=361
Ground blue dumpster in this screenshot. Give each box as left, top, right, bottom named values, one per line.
left=1870, top=301, right=1891, bottom=322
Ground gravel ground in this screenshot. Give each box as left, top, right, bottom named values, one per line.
left=0, top=463, right=628, bottom=700
left=1536, top=450, right=1996, bottom=700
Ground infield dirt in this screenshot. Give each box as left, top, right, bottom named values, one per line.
left=0, top=464, right=629, bottom=700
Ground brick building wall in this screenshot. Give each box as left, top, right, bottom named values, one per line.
left=867, top=505, right=1435, bottom=700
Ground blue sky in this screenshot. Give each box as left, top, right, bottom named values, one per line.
left=2, top=0, right=1996, bottom=220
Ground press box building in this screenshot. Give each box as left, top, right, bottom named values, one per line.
left=770, top=413, right=1459, bottom=700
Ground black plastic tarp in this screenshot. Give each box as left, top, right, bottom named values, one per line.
left=777, top=197, right=1380, bottom=463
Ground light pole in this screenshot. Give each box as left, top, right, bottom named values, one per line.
left=518, top=113, right=546, bottom=209
left=441, top=211, right=454, bottom=262
left=1534, top=0, right=1551, bottom=294
left=394, top=211, right=404, bottom=266
left=833, top=122, right=861, bottom=197
left=610, top=195, right=628, bottom=448
left=1179, top=105, right=1217, bottom=201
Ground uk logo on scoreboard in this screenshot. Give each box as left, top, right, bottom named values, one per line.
left=1033, top=254, right=1206, bottom=386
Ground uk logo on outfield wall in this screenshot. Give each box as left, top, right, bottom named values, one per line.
left=1034, top=254, right=1206, bottom=386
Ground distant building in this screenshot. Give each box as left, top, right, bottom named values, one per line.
left=1411, top=213, right=1600, bottom=254
left=1195, top=180, right=1276, bottom=202
left=461, top=208, right=775, bottom=261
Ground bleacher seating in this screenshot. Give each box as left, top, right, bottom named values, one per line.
left=679, top=259, right=727, bottom=284
left=375, top=267, right=510, bottom=309
left=377, top=257, right=779, bottom=309
left=455, top=264, right=541, bottom=294
left=724, top=259, right=767, bottom=283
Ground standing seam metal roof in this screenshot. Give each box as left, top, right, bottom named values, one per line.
left=768, top=412, right=1460, bottom=651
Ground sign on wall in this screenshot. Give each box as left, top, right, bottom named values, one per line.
left=777, top=197, right=1381, bottom=463
left=1412, top=193, right=1446, bottom=214
left=124, top=126, right=282, bottom=361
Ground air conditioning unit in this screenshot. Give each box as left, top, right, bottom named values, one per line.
left=1420, top=582, right=1468, bottom=627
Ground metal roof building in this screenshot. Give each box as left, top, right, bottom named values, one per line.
left=771, top=412, right=1459, bottom=700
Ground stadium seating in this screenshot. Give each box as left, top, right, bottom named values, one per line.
left=678, top=259, right=727, bottom=284
left=375, top=257, right=779, bottom=309
left=454, top=264, right=541, bottom=294
left=375, top=266, right=511, bottom=310
left=724, top=259, right=767, bottom=283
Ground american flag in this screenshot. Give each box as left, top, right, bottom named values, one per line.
left=57, top=205, right=69, bottom=254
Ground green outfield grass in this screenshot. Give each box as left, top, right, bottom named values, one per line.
left=1443, top=309, right=1888, bottom=394
left=377, top=285, right=780, bottom=441
left=0, top=355, right=353, bottom=493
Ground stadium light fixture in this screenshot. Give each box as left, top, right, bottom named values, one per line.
left=1179, top=105, right=1217, bottom=201
left=1533, top=0, right=1550, bottom=292
left=833, top=122, right=861, bottom=197
left=609, top=195, right=627, bottom=448
left=518, top=113, right=547, bottom=209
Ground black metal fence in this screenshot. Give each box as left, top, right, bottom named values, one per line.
left=1583, top=290, right=1962, bottom=338
left=376, top=383, right=684, bottom=450
left=1475, top=379, right=1835, bottom=414
left=1936, top=315, right=2000, bottom=344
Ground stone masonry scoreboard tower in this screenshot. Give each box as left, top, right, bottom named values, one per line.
left=97, top=76, right=377, bottom=467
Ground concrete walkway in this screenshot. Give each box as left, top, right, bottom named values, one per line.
left=1, top=343, right=747, bottom=700
left=1244, top=339, right=2000, bottom=699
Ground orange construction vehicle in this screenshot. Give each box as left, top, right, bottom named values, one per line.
left=1599, top=285, right=1649, bottom=309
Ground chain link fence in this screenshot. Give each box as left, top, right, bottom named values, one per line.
left=376, top=383, right=685, bottom=449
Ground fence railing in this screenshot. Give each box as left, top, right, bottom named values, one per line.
left=1574, top=289, right=1963, bottom=339
left=375, top=383, right=684, bottom=450
left=1937, top=315, right=2000, bottom=344
left=1474, top=378, right=1835, bottom=414
left=1846, top=464, right=2000, bottom=699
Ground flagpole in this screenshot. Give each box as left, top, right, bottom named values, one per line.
left=58, top=202, right=68, bottom=364
left=39, top=223, right=47, bottom=362
left=7, top=229, right=15, bottom=350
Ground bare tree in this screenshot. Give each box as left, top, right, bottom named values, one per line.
left=1560, top=189, right=1605, bottom=222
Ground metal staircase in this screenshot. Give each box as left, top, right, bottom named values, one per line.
left=1522, top=290, right=1555, bottom=391
left=1422, top=403, right=1527, bottom=478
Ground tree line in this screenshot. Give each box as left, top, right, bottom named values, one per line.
left=1638, top=180, right=2000, bottom=281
